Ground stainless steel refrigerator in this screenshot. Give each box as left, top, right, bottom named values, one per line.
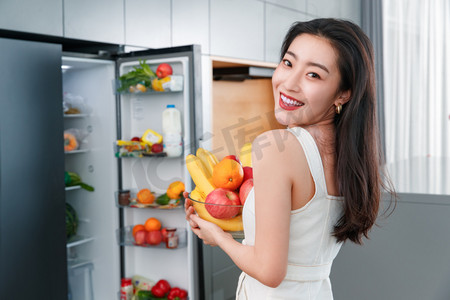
left=0, top=36, right=203, bottom=300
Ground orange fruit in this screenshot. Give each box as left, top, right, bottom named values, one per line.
left=132, top=224, right=145, bottom=237
left=145, top=217, right=162, bottom=231
left=212, top=158, right=244, bottom=190
left=137, top=188, right=155, bottom=204
left=167, top=181, right=185, bottom=199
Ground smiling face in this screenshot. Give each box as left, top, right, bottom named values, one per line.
left=272, top=33, right=349, bottom=128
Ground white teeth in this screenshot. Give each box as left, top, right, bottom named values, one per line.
left=281, top=94, right=303, bottom=106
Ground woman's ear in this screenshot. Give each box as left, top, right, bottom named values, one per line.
left=336, top=89, right=351, bottom=105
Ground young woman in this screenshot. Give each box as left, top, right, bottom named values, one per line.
left=185, top=18, right=393, bottom=299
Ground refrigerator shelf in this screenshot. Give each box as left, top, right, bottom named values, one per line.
left=67, top=235, right=95, bottom=248
left=116, top=226, right=187, bottom=249
left=67, top=258, right=93, bottom=269
left=64, top=113, right=90, bottom=118
left=65, top=185, right=81, bottom=191
left=116, top=190, right=182, bottom=210
left=65, top=149, right=90, bottom=154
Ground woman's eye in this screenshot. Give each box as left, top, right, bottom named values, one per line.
left=307, top=72, right=320, bottom=79
left=282, top=59, right=292, bottom=67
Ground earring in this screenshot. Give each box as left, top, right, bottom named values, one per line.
left=335, top=103, right=342, bottom=114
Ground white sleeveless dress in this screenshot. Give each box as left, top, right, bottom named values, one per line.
left=236, top=126, right=344, bottom=300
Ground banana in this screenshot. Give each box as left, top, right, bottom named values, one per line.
left=202, top=148, right=219, bottom=165
left=190, top=187, right=244, bottom=232
left=239, top=142, right=252, bottom=167
left=196, top=148, right=213, bottom=179
left=190, top=186, right=206, bottom=202
left=185, top=154, right=215, bottom=195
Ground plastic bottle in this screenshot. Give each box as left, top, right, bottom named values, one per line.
left=162, top=104, right=183, bottom=157
left=120, top=278, right=133, bottom=300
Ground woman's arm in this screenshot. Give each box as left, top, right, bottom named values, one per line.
left=187, top=130, right=300, bottom=287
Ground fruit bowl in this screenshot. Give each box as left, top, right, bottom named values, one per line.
left=187, top=193, right=244, bottom=238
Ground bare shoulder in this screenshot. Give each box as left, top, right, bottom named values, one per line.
left=251, top=129, right=306, bottom=166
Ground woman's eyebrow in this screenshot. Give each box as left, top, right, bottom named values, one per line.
left=285, top=50, right=330, bottom=73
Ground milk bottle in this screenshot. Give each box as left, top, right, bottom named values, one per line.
left=162, top=104, right=183, bottom=157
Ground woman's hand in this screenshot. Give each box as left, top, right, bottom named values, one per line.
left=184, top=191, right=199, bottom=229
left=183, top=191, right=231, bottom=246
left=190, top=214, right=232, bottom=246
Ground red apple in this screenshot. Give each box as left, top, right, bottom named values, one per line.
left=239, top=179, right=253, bottom=206
left=224, top=155, right=241, bottom=165
left=146, top=230, right=163, bottom=245
left=205, top=188, right=241, bottom=219
left=131, top=136, right=141, bottom=142
left=242, top=166, right=253, bottom=183
left=134, top=230, right=147, bottom=245
left=151, top=143, right=163, bottom=153
left=156, top=63, right=173, bottom=78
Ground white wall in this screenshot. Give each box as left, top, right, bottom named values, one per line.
left=0, top=0, right=361, bottom=63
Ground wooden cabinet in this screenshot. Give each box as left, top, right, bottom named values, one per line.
left=210, top=0, right=264, bottom=61
left=64, top=0, right=124, bottom=44
left=0, top=0, right=63, bottom=36
left=210, top=57, right=284, bottom=160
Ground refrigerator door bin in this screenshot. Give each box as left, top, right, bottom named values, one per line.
left=116, top=226, right=187, bottom=249
left=115, top=190, right=182, bottom=209
left=68, top=261, right=94, bottom=300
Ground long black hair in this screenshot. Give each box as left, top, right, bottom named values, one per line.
left=281, top=18, right=395, bottom=244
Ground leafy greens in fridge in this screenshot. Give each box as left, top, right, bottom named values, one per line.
left=117, top=60, right=157, bottom=92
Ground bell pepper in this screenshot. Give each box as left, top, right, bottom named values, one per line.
left=178, top=289, right=188, bottom=300
left=151, top=279, right=171, bottom=298
left=168, top=287, right=188, bottom=300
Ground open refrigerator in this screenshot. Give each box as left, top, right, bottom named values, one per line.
left=62, top=45, right=202, bottom=300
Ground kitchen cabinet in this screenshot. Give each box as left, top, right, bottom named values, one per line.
left=125, top=0, right=171, bottom=48
left=209, top=57, right=283, bottom=160
left=306, top=0, right=361, bottom=25
left=172, top=0, right=210, bottom=53
left=331, top=193, right=450, bottom=299
left=265, top=0, right=307, bottom=11
left=340, top=0, right=362, bottom=27
left=210, top=0, right=264, bottom=61
left=0, top=0, right=63, bottom=36
left=265, top=3, right=309, bottom=63
left=64, top=0, right=124, bottom=44
left=306, top=0, right=342, bottom=19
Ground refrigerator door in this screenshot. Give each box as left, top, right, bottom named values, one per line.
left=0, top=38, right=67, bottom=299
left=62, top=55, right=120, bottom=300
left=115, top=45, right=203, bottom=299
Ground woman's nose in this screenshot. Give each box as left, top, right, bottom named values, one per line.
left=283, top=71, right=302, bottom=92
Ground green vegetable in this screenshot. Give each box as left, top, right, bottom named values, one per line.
left=136, top=290, right=166, bottom=300
left=156, top=193, right=171, bottom=205
left=65, top=171, right=95, bottom=192
left=66, top=203, right=78, bottom=239
left=64, top=171, right=72, bottom=185
left=117, top=60, right=157, bottom=92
